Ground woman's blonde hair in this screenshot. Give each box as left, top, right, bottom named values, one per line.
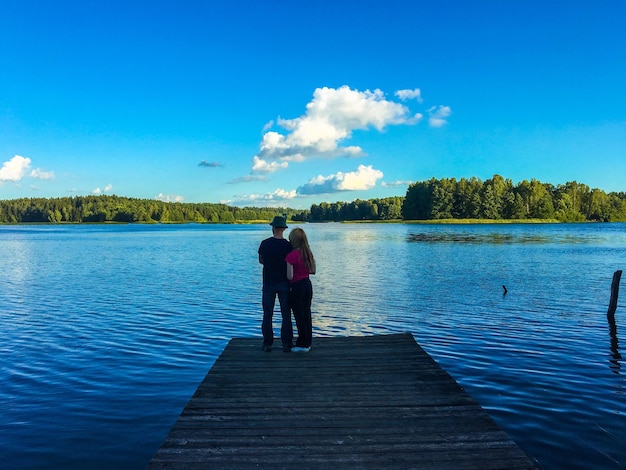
left=288, top=227, right=316, bottom=274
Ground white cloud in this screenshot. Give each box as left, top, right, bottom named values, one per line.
left=297, top=165, right=384, bottom=195
left=428, top=105, right=452, bottom=127
left=0, top=155, right=31, bottom=181
left=155, top=193, right=184, bottom=202
left=234, top=188, right=297, bottom=205
left=395, top=88, right=423, bottom=103
left=252, top=156, right=289, bottom=174
left=92, top=184, right=113, bottom=195
left=252, top=86, right=423, bottom=174
left=382, top=180, right=412, bottom=187
left=1, top=155, right=56, bottom=185
left=30, top=168, right=55, bottom=180
left=229, top=174, right=268, bottom=184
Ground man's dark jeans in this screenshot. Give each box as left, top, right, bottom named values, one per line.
left=262, top=280, right=292, bottom=348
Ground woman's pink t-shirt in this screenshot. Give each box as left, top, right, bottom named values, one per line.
left=286, top=249, right=309, bottom=283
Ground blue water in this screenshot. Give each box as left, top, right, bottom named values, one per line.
left=1, top=223, right=625, bottom=469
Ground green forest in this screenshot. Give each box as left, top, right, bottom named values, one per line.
left=307, top=175, right=626, bottom=222
left=1, top=175, right=625, bottom=224
left=401, top=175, right=626, bottom=222
left=0, top=195, right=306, bottom=224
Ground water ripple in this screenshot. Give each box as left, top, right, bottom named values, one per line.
left=0, top=223, right=625, bottom=469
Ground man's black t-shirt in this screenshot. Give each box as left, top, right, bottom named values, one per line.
left=258, top=237, right=292, bottom=284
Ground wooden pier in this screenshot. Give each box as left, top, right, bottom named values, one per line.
left=148, top=333, right=538, bottom=469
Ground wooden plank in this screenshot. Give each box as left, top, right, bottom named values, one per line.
left=148, top=333, right=538, bottom=469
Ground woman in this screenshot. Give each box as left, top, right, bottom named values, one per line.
left=286, top=228, right=316, bottom=353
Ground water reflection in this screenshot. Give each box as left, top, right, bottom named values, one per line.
left=606, top=270, right=623, bottom=374
left=408, top=231, right=550, bottom=244
left=407, top=231, right=604, bottom=244
left=2, top=239, right=32, bottom=286
left=608, top=315, right=621, bottom=374
left=1, top=223, right=625, bottom=469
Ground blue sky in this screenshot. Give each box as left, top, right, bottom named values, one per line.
left=1, top=1, right=624, bottom=209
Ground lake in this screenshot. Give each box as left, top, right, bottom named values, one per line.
left=1, top=222, right=625, bottom=469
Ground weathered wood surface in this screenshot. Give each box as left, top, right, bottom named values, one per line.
left=148, top=333, right=538, bottom=469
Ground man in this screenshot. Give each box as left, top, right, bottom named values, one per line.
left=258, top=216, right=293, bottom=352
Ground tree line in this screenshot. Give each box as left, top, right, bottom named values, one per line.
left=308, top=197, right=403, bottom=222
left=305, top=176, right=626, bottom=222
left=401, top=175, right=626, bottom=222
left=0, top=195, right=305, bottom=224
left=1, top=176, right=624, bottom=224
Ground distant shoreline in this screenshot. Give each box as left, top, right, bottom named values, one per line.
left=2, top=218, right=609, bottom=226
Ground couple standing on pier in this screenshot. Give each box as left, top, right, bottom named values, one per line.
left=258, top=216, right=316, bottom=353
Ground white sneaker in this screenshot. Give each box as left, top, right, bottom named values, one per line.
left=292, top=347, right=311, bottom=353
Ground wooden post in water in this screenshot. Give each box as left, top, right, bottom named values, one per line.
left=607, top=271, right=622, bottom=370
left=607, top=270, right=622, bottom=321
